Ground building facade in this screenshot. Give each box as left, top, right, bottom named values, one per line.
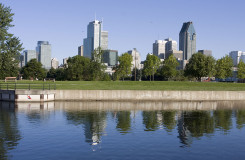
left=198, top=50, right=212, bottom=57
left=83, top=20, right=108, bottom=59
left=128, top=48, right=141, bottom=70
left=153, top=40, right=166, bottom=59
left=102, top=50, right=118, bottom=66
left=165, top=50, right=183, bottom=60
left=51, top=58, right=59, bottom=69
left=23, top=50, right=37, bottom=65
left=179, top=21, right=196, bottom=61
left=36, top=41, right=51, bottom=69
left=78, top=45, right=83, bottom=56
left=229, top=51, right=245, bottom=66
left=165, top=38, right=177, bottom=53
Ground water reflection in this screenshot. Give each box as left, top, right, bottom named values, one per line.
left=0, top=102, right=21, bottom=160
left=1, top=100, right=245, bottom=158
left=66, top=110, right=107, bottom=147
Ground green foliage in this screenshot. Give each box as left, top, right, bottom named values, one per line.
left=215, top=55, right=233, bottom=79
left=160, top=54, right=179, bottom=79
left=184, top=53, right=216, bottom=80
left=21, top=59, right=46, bottom=80
left=47, top=68, right=66, bottom=81
left=115, top=53, right=133, bottom=81
left=66, top=55, right=91, bottom=80
left=0, top=3, right=23, bottom=79
left=237, top=61, right=245, bottom=79
left=64, top=55, right=108, bottom=81
left=143, top=54, right=161, bottom=81
left=92, top=47, right=104, bottom=63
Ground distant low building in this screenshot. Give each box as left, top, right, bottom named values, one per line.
left=229, top=51, right=245, bottom=66
left=102, top=50, right=118, bottom=66
left=198, top=50, right=212, bottom=57
left=165, top=50, right=183, bottom=60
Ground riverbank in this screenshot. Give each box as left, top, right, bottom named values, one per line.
left=1, top=89, right=245, bottom=102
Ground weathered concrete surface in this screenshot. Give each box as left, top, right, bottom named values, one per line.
left=53, top=90, right=245, bottom=101
left=2, top=90, right=245, bottom=102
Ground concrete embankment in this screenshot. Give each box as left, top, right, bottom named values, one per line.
left=1, top=90, right=245, bottom=102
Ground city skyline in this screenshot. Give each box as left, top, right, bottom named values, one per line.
left=2, top=0, right=245, bottom=62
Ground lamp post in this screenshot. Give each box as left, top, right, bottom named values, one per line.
left=135, top=50, right=136, bottom=81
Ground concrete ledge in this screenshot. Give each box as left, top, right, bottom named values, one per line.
left=53, top=90, right=245, bottom=101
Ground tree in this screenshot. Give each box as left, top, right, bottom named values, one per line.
left=237, top=61, right=245, bottom=79
left=215, top=55, right=233, bottom=79
left=65, top=55, right=91, bottom=80
left=143, top=54, right=160, bottom=81
left=115, top=53, right=132, bottom=81
left=0, top=3, right=23, bottom=79
left=161, top=54, right=179, bottom=80
left=21, top=59, right=46, bottom=80
left=184, top=53, right=216, bottom=81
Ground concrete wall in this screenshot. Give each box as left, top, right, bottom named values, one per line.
left=54, top=90, right=245, bottom=101
left=2, top=89, right=245, bottom=102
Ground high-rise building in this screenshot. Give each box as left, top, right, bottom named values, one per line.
left=179, top=21, right=196, bottom=61
left=165, top=50, right=183, bottom=60
left=198, top=50, right=212, bottom=57
left=23, top=50, right=36, bottom=65
left=128, top=48, right=141, bottom=70
left=78, top=45, right=83, bottom=56
left=83, top=20, right=108, bottom=59
left=102, top=50, right=118, bottom=66
left=229, top=51, right=245, bottom=66
left=165, top=38, right=177, bottom=53
left=153, top=38, right=178, bottom=60
left=153, top=40, right=166, bottom=59
left=51, top=58, right=59, bottom=69
left=63, top=58, right=68, bottom=66
left=36, top=41, right=51, bottom=69
left=19, top=54, right=25, bottom=68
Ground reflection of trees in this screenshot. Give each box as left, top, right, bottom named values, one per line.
left=115, top=111, right=131, bottom=134
left=66, top=111, right=107, bottom=145
left=0, top=104, right=21, bottom=159
left=177, top=111, right=214, bottom=147
left=142, top=111, right=160, bottom=131
left=213, top=110, right=232, bottom=132
left=160, top=111, right=176, bottom=132
left=235, top=110, right=245, bottom=129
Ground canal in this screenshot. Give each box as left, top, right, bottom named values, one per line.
left=1, top=101, right=245, bottom=160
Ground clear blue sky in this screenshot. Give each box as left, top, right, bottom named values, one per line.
left=2, top=0, right=245, bottom=63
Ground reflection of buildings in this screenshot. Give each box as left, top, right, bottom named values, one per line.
left=65, top=111, right=107, bottom=147
left=177, top=112, right=193, bottom=147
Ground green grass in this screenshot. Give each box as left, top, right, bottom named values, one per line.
left=1, top=80, right=245, bottom=91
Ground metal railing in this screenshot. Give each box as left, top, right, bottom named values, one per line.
left=0, top=83, right=56, bottom=90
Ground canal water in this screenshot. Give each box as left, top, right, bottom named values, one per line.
left=1, top=101, right=245, bottom=160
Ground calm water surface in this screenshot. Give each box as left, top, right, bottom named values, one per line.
left=1, top=101, right=245, bottom=160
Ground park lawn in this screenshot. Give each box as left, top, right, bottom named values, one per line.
left=1, top=80, right=245, bottom=91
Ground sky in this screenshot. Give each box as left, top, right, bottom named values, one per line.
left=1, top=0, right=245, bottom=64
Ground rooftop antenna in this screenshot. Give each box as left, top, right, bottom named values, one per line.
left=94, top=12, right=96, bottom=21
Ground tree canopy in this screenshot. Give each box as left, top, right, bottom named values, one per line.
left=215, top=55, right=233, bottom=79
left=115, top=53, right=132, bottom=81
left=160, top=54, right=179, bottom=79
left=143, top=54, right=161, bottom=81
left=184, top=53, right=216, bottom=81
left=0, top=3, right=23, bottom=79
left=21, top=59, right=46, bottom=80
left=237, top=61, right=245, bottom=79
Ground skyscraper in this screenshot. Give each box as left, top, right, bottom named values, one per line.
left=165, top=38, right=177, bottom=52
left=83, top=20, right=108, bottom=58
left=78, top=45, right=83, bottom=56
left=229, top=51, right=245, bottom=66
left=23, top=50, right=36, bottom=65
left=179, top=21, right=196, bottom=60
left=36, top=41, right=51, bottom=69
left=51, top=58, right=59, bottom=69
left=198, top=50, right=212, bottom=57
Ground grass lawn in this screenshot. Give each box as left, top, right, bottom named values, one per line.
left=1, top=80, right=245, bottom=91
